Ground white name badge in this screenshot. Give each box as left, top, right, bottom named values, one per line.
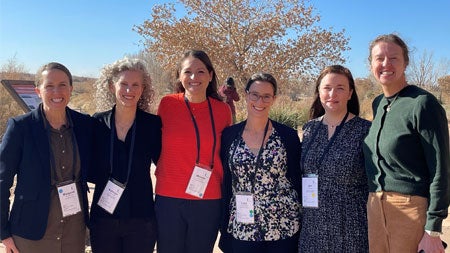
left=185, top=164, right=212, bottom=198
left=57, top=181, right=82, bottom=217
left=97, top=179, right=125, bottom=214
left=302, top=174, right=319, bottom=208
left=235, top=192, right=255, bottom=224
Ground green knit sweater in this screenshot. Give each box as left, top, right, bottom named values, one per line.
left=363, top=85, right=450, bottom=232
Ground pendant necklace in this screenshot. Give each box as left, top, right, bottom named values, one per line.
left=386, top=93, right=399, bottom=112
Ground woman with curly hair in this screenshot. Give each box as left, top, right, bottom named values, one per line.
left=89, top=57, right=161, bottom=253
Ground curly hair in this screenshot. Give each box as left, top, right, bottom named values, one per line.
left=94, top=57, right=154, bottom=112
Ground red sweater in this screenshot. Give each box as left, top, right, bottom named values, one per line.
left=156, top=93, right=232, bottom=199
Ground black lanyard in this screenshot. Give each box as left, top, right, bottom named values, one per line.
left=302, top=111, right=349, bottom=172
left=44, top=106, right=78, bottom=184
left=230, top=119, right=270, bottom=192
left=109, top=111, right=137, bottom=187
left=184, top=96, right=217, bottom=168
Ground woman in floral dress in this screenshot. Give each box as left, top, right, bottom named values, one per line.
left=219, top=73, right=301, bottom=253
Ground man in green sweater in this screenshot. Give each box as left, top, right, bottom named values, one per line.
left=363, top=33, right=450, bottom=253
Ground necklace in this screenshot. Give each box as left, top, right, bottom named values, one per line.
left=323, top=114, right=346, bottom=128
left=386, top=93, right=399, bottom=112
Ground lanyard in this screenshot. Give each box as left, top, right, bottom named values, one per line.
left=230, top=119, right=270, bottom=192
left=109, top=111, right=137, bottom=187
left=302, top=111, right=349, bottom=172
left=44, top=106, right=78, bottom=184
left=184, top=96, right=217, bottom=168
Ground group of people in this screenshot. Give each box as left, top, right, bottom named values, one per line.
left=0, top=33, right=448, bottom=253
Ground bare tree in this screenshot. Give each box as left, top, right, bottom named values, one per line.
left=408, top=50, right=450, bottom=88
left=0, top=56, right=31, bottom=139
left=1, top=54, right=28, bottom=79
left=134, top=0, right=350, bottom=94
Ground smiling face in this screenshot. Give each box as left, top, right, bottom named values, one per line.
left=35, top=68, right=73, bottom=113
left=179, top=56, right=213, bottom=102
left=110, top=70, right=144, bottom=109
left=319, top=73, right=353, bottom=114
left=246, top=80, right=275, bottom=118
left=370, top=41, right=407, bottom=93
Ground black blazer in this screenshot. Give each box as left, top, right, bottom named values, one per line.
left=89, top=107, right=161, bottom=221
left=0, top=106, right=93, bottom=240
left=218, top=120, right=301, bottom=252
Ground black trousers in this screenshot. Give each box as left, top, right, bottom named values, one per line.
left=155, top=195, right=221, bottom=253
left=90, top=217, right=157, bottom=253
left=231, top=231, right=300, bottom=253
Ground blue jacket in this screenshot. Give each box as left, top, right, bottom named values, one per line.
left=0, top=106, right=93, bottom=240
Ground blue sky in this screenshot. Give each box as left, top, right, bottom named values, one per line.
left=1, top=0, right=449, bottom=78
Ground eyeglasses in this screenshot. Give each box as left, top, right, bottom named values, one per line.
left=247, top=91, right=274, bottom=103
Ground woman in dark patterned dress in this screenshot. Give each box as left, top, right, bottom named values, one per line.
left=219, top=73, right=301, bottom=253
left=299, top=65, right=371, bottom=252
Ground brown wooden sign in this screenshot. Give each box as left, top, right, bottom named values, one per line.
left=1, top=79, right=40, bottom=112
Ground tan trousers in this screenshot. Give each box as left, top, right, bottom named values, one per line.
left=367, top=191, right=427, bottom=253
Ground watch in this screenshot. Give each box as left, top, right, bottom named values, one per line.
left=426, top=230, right=442, bottom=237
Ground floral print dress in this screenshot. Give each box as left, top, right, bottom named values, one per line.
left=227, top=129, right=300, bottom=241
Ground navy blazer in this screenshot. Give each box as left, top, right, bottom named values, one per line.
left=218, top=120, right=301, bottom=252
left=89, top=108, right=161, bottom=221
left=0, top=106, right=93, bottom=240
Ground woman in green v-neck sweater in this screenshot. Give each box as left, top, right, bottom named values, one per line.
left=363, top=34, right=450, bottom=253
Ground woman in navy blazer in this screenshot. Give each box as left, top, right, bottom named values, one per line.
left=89, top=57, right=161, bottom=253
left=0, top=62, right=93, bottom=253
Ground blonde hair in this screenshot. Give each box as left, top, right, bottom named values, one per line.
left=94, top=57, right=154, bottom=112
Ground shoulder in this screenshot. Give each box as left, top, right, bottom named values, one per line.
left=158, top=94, right=184, bottom=114
left=68, top=108, right=91, bottom=121
left=92, top=109, right=112, bottom=121
left=222, top=122, right=245, bottom=141
left=137, top=109, right=162, bottom=126
left=401, top=85, right=443, bottom=113
left=405, top=85, right=440, bottom=104
left=210, top=97, right=230, bottom=110
left=9, top=110, right=34, bottom=124
left=160, top=93, right=181, bottom=105
left=302, top=118, right=320, bottom=131
left=272, top=120, right=299, bottom=141
left=373, top=94, right=384, bottom=105
left=351, top=116, right=372, bottom=133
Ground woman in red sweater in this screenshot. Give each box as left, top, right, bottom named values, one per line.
left=155, top=50, right=232, bottom=253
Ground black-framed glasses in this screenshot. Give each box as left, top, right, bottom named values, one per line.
left=247, top=91, right=274, bottom=103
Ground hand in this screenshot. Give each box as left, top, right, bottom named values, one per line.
left=418, top=232, right=445, bottom=253
left=2, top=237, right=20, bottom=253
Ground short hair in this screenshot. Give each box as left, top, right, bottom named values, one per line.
left=174, top=50, right=221, bottom=101
left=245, top=73, right=278, bottom=95
left=309, top=65, right=360, bottom=119
left=35, top=62, right=72, bottom=87
left=94, top=57, right=154, bottom=112
left=368, top=33, right=410, bottom=67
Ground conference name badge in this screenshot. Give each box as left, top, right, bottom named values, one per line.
left=97, top=178, right=125, bottom=214
left=302, top=174, right=319, bottom=208
left=185, top=164, right=212, bottom=198
left=57, top=181, right=82, bottom=217
left=235, top=192, right=255, bottom=224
